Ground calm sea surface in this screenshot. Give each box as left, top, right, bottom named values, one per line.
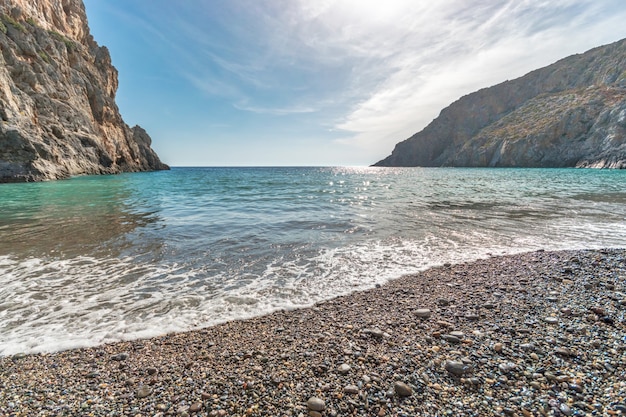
left=1, top=167, right=625, bottom=355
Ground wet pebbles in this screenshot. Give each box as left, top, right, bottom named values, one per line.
left=1, top=249, right=625, bottom=416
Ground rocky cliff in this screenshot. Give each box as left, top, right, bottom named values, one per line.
left=374, top=38, right=626, bottom=168
left=0, top=0, right=168, bottom=182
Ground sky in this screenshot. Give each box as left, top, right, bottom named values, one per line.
left=82, top=0, right=626, bottom=167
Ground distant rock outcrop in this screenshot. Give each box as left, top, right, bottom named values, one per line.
left=0, top=0, right=168, bottom=182
left=374, top=39, right=626, bottom=168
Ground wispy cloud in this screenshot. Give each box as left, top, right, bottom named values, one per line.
left=95, top=0, right=626, bottom=165
left=295, top=0, right=626, bottom=158
left=233, top=102, right=317, bottom=116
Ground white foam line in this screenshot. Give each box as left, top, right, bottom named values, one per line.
left=0, top=226, right=623, bottom=356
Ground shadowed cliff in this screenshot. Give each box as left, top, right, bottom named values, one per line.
left=0, top=0, right=168, bottom=182
left=374, top=38, right=626, bottom=168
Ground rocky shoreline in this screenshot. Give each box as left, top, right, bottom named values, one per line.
left=1, top=249, right=625, bottom=416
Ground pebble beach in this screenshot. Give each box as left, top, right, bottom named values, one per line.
left=1, top=248, right=625, bottom=417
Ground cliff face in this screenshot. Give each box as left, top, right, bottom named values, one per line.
left=0, top=0, right=168, bottom=183
left=374, top=38, right=626, bottom=168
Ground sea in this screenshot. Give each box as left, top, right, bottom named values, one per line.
left=1, top=167, right=625, bottom=356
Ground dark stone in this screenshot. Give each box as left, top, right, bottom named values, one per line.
left=393, top=381, right=413, bottom=397
left=444, top=360, right=472, bottom=377
left=111, top=353, right=129, bottom=361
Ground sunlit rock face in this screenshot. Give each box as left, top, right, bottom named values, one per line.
left=374, top=38, right=626, bottom=168
left=0, top=0, right=168, bottom=182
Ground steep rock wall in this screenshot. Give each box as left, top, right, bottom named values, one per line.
left=0, top=0, right=168, bottom=182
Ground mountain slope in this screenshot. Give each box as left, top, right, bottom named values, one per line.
left=374, top=38, right=626, bottom=168
left=0, top=0, right=168, bottom=182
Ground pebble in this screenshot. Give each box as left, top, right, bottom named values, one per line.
left=338, top=363, right=351, bottom=374
left=307, top=397, right=326, bottom=412
left=416, top=308, right=431, bottom=318
left=568, top=383, right=583, bottom=393
left=111, top=352, right=129, bottom=361
left=344, top=384, right=359, bottom=394
left=393, top=381, right=413, bottom=397
left=441, top=334, right=461, bottom=344
left=444, top=360, right=471, bottom=377
left=589, top=306, right=606, bottom=315
left=365, top=328, right=385, bottom=338
left=189, top=402, right=203, bottom=412
left=555, top=347, right=573, bottom=356
left=498, top=362, right=517, bottom=373
left=559, top=403, right=572, bottom=416
left=136, top=386, right=152, bottom=398
left=3, top=249, right=625, bottom=417
left=544, top=317, right=559, bottom=324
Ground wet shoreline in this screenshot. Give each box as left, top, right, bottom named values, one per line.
left=1, top=248, right=625, bottom=416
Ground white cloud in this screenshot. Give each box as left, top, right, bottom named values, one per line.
left=98, top=0, right=626, bottom=165
left=295, top=0, right=626, bottom=161
left=232, top=102, right=317, bottom=116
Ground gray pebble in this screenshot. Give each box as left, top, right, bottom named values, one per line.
left=441, top=334, right=461, bottom=344
left=555, top=347, right=573, bottom=356
left=444, top=360, right=471, bottom=377
left=111, top=352, right=129, bottom=361
left=559, top=403, right=572, bottom=416
left=344, top=384, right=359, bottom=394
left=136, top=386, right=152, bottom=398
left=338, top=363, right=351, bottom=374
left=498, top=362, right=517, bottom=373
left=307, top=397, right=326, bottom=412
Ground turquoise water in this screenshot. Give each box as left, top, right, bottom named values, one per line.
left=1, top=167, right=625, bottom=355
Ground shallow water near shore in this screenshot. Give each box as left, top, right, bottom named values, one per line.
left=1, top=167, right=625, bottom=355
